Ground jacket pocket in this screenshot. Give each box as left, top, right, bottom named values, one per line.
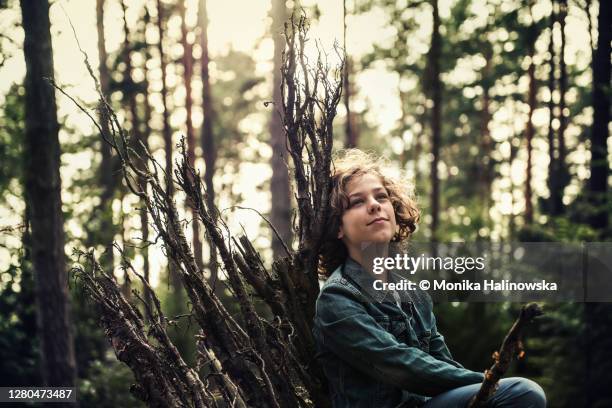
left=418, top=330, right=431, bottom=353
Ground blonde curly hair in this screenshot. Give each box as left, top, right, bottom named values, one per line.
left=319, top=149, right=420, bottom=277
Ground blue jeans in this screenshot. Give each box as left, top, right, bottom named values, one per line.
left=421, top=377, right=546, bottom=408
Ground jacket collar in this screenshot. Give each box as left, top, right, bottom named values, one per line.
left=343, top=257, right=409, bottom=304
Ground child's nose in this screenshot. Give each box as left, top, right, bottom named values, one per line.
left=367, top=197, right=381, bottom=212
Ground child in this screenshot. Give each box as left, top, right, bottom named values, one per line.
left=313, top=149, right=546, bottom=407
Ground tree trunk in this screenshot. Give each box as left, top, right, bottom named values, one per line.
left=428, top=0, right=442, bottom=241
left=480, top=46, right=493, bottom=229
left=343, top=0, right=358, bottom=148
left=587, top=0, right=609, bottom=230
left=556, top=0, right=569, bottom=214
left=198, top=0, right=218, bottom=282
left=180, top=0, right=203, bottom=270
left=524, top=39, right=536, bottom=225
left=96, top=0, right=117, bottom=272
left=508, top=130, right=519, bottom=239
left=20, top=0, right=78, bottom=392
left=120, top=0, right=147, bottom=300
left=141, top=5, right=154, bottom=311
left=156, top=0, right=184, bottom=296
left=156, top=0, right=173, bottom=196
left=269, top=0, right=293, bottom=259
left=546, top=1, right=560, bottom=215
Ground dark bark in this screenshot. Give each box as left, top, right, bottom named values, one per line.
left=524, top=31, right=536, bottom=225
left=480, top=46, right=493, bottom=228
left=96, top=0, right=118, bottom=272
left=20, top=0, right=78, bottom=392
left=428, top=0, right=442, bottom=241
left=198, top=0, right=218, bottom=282
left=508, top=131, right=519, bottom=238
left=547, top=0, right=570, bottom=216
left=156, top=0, right=173, bottom=196
left=180, top=0, right=203, bottom=271
left=546, top=2, right=560, bottom=215
left=556, top=0, right=569, bottom=201
left=343, top=0, right=358, bottom=148
left=155, top=0, right=183, bottom=295
left=141, top=5, right=154, bottom=311
left=587, top=0, right=610, bottom=230
left=269, top=0, right=293, bottom=260
left=120, top=0, right=147, bottom=300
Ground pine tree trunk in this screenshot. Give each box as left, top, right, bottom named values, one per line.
left=398, top=80, right=409, bottom=169
left=156, top=0, right=184, bottom=295
left=269, top=0, right=293, bottom=259
left=556, top=0, right=569, bottom=213
left=141, top=5, right=154, bottom=311
left=546, top=1, right=560, bottom=215
left=96, top=0, right=117, bottom=272
left=524, top=41, right=536, bottom=225
left=587, top=0, right=609, bottom=230
left=428, top=0, right=442, bottom=241
left=20, top=0, right=78, bottom=393
left=180, top=0, right=203, bottom=270
left=343, top=0, right=357, bottom=148
left=198, top=0, right=218, bottom=283
left=120, top=0, right=148, bottom=299
left=480, top=46, right=493, bottom=229
left=156, top=0, right=173, bottom=196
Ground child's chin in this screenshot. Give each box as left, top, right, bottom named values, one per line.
left=370, top=234, right=392, bottom=243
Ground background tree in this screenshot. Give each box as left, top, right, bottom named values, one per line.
left=180, top=0, right=203, bottom=271
left=93, top=0, right=118, bottom=273
left=343, top=0, right=358, bottom=148
left=198, top=0, right=219, bottom=282
left=269, top=0, right=293, bottom=259
left=19, top=0, right=78, bottom=391
left=427, top=0, right=442, bottom=241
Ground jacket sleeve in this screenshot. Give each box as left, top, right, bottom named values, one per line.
left=428, top=310, right=465, bottom=369
left=314, top=284, right=484, bottom=397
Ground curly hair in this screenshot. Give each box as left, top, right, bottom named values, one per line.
left=318, top=149, right=420, bottom=277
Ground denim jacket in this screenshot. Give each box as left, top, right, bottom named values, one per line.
left=312, top=258, right=484, bottom=408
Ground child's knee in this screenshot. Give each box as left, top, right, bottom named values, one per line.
left=512, top=377, right=546, bottom=408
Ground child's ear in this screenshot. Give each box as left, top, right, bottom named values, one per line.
left=337, top=226, right=344, bottom=239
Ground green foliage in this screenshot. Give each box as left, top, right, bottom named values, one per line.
left=434, top=302, right=514, bottom=372
left=78, top=358, right=145, bottom=408
left=0, top=255, right=40, bottom=386
left=525, top=302, right=586, bottom=407
left=155, top=281, right=198, bottom=366
left=0, top=83, right=24, bottom=204
left=70, top=279, right=112, bottom=378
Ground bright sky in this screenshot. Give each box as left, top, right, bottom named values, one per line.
left=0, top=0, right=600, bottom=287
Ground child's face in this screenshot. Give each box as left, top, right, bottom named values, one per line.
left=338, top=173, right=397, bottom=255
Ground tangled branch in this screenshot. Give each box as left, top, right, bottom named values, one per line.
left=64, top=12, right=342, bottom=408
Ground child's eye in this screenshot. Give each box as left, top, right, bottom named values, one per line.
left=349, top=198, right=364, bottom=207
left=376, top=194, right=389, bottom=201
